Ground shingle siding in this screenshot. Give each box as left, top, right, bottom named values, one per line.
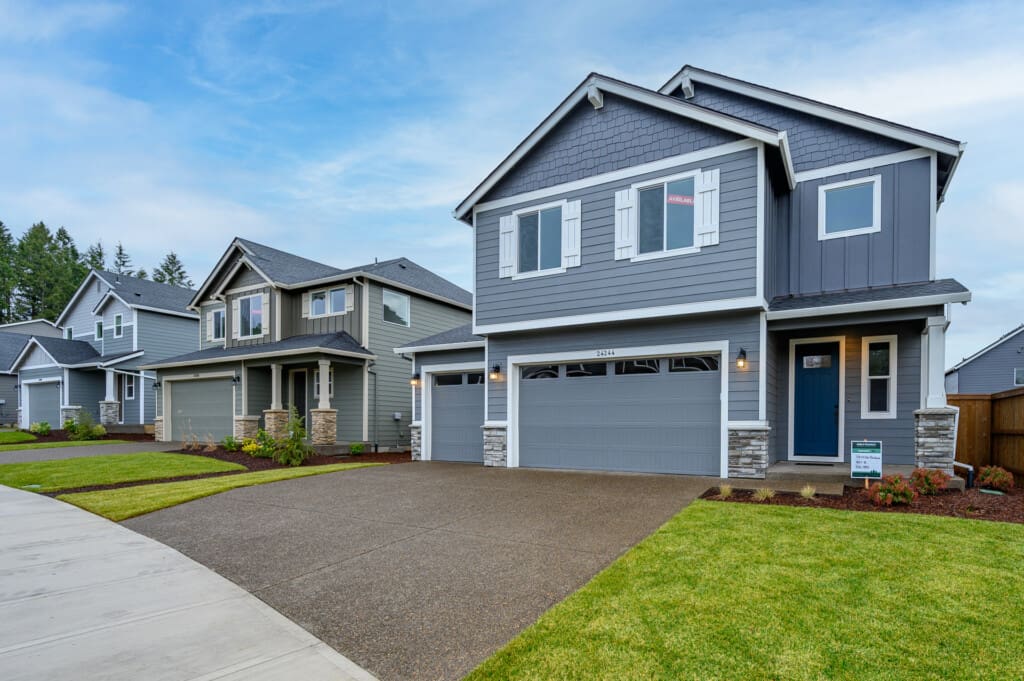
left=412, top=348, right=486, bottom=421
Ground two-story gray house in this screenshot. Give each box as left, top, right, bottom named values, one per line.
left=401, top=66, right=970, bottom=479
left=945, top=325, right=1024, bottom=395
left=11, top=271, right=198, bottom=429
left=0, top=320, right=63, bottom=426
left=142, top=238, right=471, bottom=448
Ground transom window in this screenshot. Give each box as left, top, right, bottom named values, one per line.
left=383, top=289, right=410, bottom=327
left=517, top=205, right=562, bottom=274
left=819, top=175, right=881, bottom=240
left=212, top=309, right=225, bottom=340
left=1015, top=368, right=1024, bottom=387
left=114, top=314, right=123, bottom=338
left=434, top=373, right=464, bottom=387
left=637, top=175, right=696, bottom=255
left=94, top=320, right=103, bottom=339
left=616, top=359, right=661, bottom=375
left=862, top=336, right=897, bottom=419
left=238, top=294, right=263, bottom=337
left=310, top=287, right=347, bottom=317
left=520, top=356, right=721, bottom=380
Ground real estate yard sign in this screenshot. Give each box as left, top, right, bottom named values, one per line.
left=851, top=441, right=883, bottom=480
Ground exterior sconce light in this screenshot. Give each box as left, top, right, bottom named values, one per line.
left=489, top=364, right=502, bottom=381
left=410, top=373, right=421, bottom=387
left=231, top=375, right=242, bottom=385
left=736, top=348, right=747, bottom=369
left=153, top=381, right=162, bottom=390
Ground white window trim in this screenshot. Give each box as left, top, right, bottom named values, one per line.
left=308, top=286, right=349, bottom=318
left=382, top=288, right=412, bottom=327
left=237, top=294, right=264, bottom=339
left=630, top=169, right=702, bottom=262
left=94, top=320, right=103, bottom=340
left=113, top=313, right=123, bottom=338
left=861, top=334, right=898, bottom=420
left=313, top=367, right=335, bottom=399
left=212, top=309, right=226, bottom=341
left=1014, top=368, right=1024, bottom=387
left=818, top=175, right=881, bottom=241
left=511, top=199, right=568, bottom=280
left=124, top=374, right=135, bottom=400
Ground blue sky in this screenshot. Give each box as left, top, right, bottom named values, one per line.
left=1, top=0, right=1022, bottom=365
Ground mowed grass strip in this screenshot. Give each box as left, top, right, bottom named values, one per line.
left=467, top=501, right=1024, bottom=681
left=0, top=452, right=245, bottom=492
left=0, top=439, right=133, bottom=452
left=59, top=463, right=384, bottom=521
left=0, top=431, right=38, bottom=445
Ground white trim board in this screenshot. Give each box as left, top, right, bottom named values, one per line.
left=817, top=175, right=882, bottom=242
left=766, top=291, right=971, bottom=321
left=787, top=336, right=846, bottom=463
left=418, top=361, right=486, bottom=463
left=793, top=148, right=933, bottom=184
left=141, top=346, right=376, bottom=371
left=394, top=340, right=485, bottom=355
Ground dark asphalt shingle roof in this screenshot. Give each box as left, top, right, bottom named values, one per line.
left=96, top=271, right=196, bottom=315
left=143, top=332, right=372, bottom=368
left=0, top=332, right=31, bottom=373
left=769, top=279, right=969, bottom=312
left=236, top=239, right=344, bottom=285
left=400, top=324, right=483, bottom=350
left=31, top=336, right=102, bottom=366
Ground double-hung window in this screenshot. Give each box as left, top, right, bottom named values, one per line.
left=238, top=294, right=263, bottom=338
left=383, top=289, right=410, bottom=327
left=212, top=309, right=225, bottom=341
left=114, top=314, right=123, bottom=338
left=309, top=287, right=348, bottom=317
left=862, top=335, right=897, bottom=419
left=637, top=175, right=697, bottom=256
left=818, top=175, right=881, bottom=240
left=517, top=204, right=562, bottom=275
left=498, top=199, right=581, bottom=279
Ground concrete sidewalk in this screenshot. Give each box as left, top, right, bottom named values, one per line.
left=0, top=441, right=179, bottom=464
left=0, top=485, right=375, bottom=681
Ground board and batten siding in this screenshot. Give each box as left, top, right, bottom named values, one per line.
left=199, top=302, right=226, bottom=351
left=136, top=311, right=200, bottom=363
left=475, top=147, right=759, bottom=327
left=486, top=311, right=761, bottom=421
left=947, top=328, right=1024, bottom=394
left=412, top=348, right=486, bottom=422
left=367, top=283, right=471, bottom=448
left=280, top=283, right=363, bottom=343
left=225, top=286, right=275, bottom=349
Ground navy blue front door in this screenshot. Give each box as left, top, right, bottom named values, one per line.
left=793, top=342, right=840, bottom=458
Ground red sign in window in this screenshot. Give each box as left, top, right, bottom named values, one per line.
left=667, top=194, right=694, bottom=206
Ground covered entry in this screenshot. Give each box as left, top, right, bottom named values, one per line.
left=428, top=370, right=484, bottom=462
left=169, top=377, right=233, bottom=441
left=26, top=382, right=61, bottom=428
left=515, top=352, right=724, bottom=475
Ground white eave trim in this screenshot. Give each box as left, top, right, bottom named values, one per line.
left=140, top=346, right=377, bottom=370
left=0, top=318, right=58, bottom=330
left=393, top=340, right=485, bottom=354
left=766, top=291, right=971, bottom=321
left=946, top=324, right=1024, bottom=375
left=99, top=350, right=145, bottom=367
left=454, top=73, right=781, bottom=220
left=130, top=305, right=199, bottom=320
left=55, top=270, right=105, bottom=326
left=9, top=338, right=60, bottom=372
left=778, top=131, right=796, bottom=190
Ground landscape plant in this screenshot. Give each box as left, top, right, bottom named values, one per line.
left=349, top=442, right=365, bottom=456
left=221, top=435, right=241, bottom=452
left=28, top=421, right=51, bottom=436
left=64, top=412, right=105, bottom=441
left=752, top=487, right=775, bottom=502
left=910, top=468, right=952, bottom=495
left=868, top=474, right=918, bottom=506
left=274, top=407, right=313, bottom=466
left=976, top=466, right=1015, bottom=492
left=799, top=484, right=816, bottom=499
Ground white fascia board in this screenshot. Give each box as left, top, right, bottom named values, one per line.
left=777, top=131, right=796, bottom=190
left=277, top=273, right=472, bottom=312
left=129, top=305, right=199, bottom=320
left=939, top=143, right=967, bottom=207
left=55, top=270, right=104, bottom=326
left=794, top=148, right=933, bottom=184
left=474, top=296, right=766, bottom=335
left=766, top=291, right=972, bottom=321
left=140, top=346, right=377, bottom=371
left=454, top=75, right=779, bottom=220
left=189, top=240, right=248, bottom=310
left=947, top=324, right=1024, bottom=373
left=9, top=339, right=59, bottom=372
left=664, top=68, right=962, bottom=158
left=393, top=341, right=485, bottom=355
left=99, top=350, right=145, bottom=367
left=0, top=318, right=58, bottom=330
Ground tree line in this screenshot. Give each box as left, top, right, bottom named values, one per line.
left=0, top=220, right=194, bottom=325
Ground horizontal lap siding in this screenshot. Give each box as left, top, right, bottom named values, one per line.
left=412, top=348, right=486, bottom=422
left=953, top=330, right=1024, bottom=394
left=137, top=312, right=200, bottom=362
left=476, top=148, right=759, bottom=327
left=333, top=363, right=363, bottom=442
left=20, top=366, right=62, bottom=381
left=63, top=277, right=110, bottom=346
left=246, top=368, right=272, bottom=428
left=0, top=376, right=17, bottom=422
left=487, top=312, right=761, bottom=421
left=68, top=370, right=104, bottom=421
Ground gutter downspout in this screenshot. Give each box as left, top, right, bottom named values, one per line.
left=367, top=361, right=378, bottom=452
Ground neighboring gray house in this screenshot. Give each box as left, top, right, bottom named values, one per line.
left=0, top=321, right=62, bottom=425
left=945, top=325, right=1024, bottom=394
left=142, top=238, right=471, bottom=448
left=11, top=271, right=198, bottom=430
left=402, top=65, right=970, bottom=479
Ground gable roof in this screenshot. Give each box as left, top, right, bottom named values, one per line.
left=11, top=335, right=102, bottom=371
left=453, top=72, right=794, bottom=221
left=0, top=319, right=58, bottom=334
left=0, top=332, right=32, bottom=374
left=140, top=331, right=374, bottom=370
left=56, top=270, right=197, bottom=326
left=192, top=238, right=472, bottom=310
left=946, top=324, right=1024, bottom=376
left=394, top=323, right=484, bottom=354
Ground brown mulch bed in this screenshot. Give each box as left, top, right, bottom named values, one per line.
left=173, top=447, right=412, bottom=470
left=22, top=430, right=155, bottom=444
left=701, top=485, right=1024, bottom=524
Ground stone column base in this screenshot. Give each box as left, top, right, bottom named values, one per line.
left=410, top=424, right=422, bottom=460
left=310, top=408, right=337, bottom=446
left=483, top=424, right=507, bottom=467
left=60, top=406, right=82, bottom=427
left=154, top=416, right=164, bottom=442
left=263, top=409, right=288, bottom=440
left=99, top=401, right=120, bottom=426
left=728, top=424, right=771, bottom=479
left=915, top=408, right=957, bottom=474
left=233, top=416, right=260, bottom=440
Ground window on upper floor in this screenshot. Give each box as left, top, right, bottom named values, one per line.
left=383, top=289, right=410, bottom=327
left=309, top=286, right=348, bottom=318
left=498, top=199, right=581, bottom=279
left=65, top=327, right=73, bottom=340
left=212, top=309, right=225, bottom=341
left=862, top=335, right=897, bottom=419
left=94, top=320, right=103, bottom=340
left=818, top=175, right=881, bottom=240
left=518, top=205, right=562, bottom=275
left=638, top=176, right=696, bottom=255
left=114, top=313, right=123, bottom=338
left=238, top=294, right=263, bottom=338
left=1015, top=368, right=1024, bottom=387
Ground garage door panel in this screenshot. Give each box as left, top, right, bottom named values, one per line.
left=27, top=384, right=61, bottom=427
left=170, top=378, right=233, bottom=442
left=430, top=379, right=483, bottom=463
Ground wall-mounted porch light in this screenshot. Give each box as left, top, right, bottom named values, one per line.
left=153, top=381, right=162, bottom=390
left=410, top=372, right=421, bottom=387
left=489, top=363, right=502, bottom=381
left=736, top=348, right=747, bottom=369
left=231, top=375, right=241, bottom=385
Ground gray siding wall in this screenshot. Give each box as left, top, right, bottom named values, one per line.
left=246, top=367, right=272, bottom=428
left=225, top=285, right=276, bottom=348
left=143, top=375, right=156, bottom=423
left=771, top=320, right=923, bottom=466
left=20, top=366, right=62, bottom=381
left=280, top=283, right=363, bottom=343
left=764, top=323, right=782, bottom=463
left=19, top=345, right=55, bottom=369
left=366, top=283, right=471, bottom=448
left=199, top=302, right=227, bottom=351
left=486, top=312, right=761, bottom=421
left=137, top=311, right=200, bottom=363
left=0, top=321, right=61, bottom=338
left=63, top=275, right=110, bottom=348
left=483, top=93, right=741, bottom=201
left=948, top=330, right=1024, bottom=394
left=776, top=156, right=932, bottom=297
left=69, top=370, right=105, bottom=422
left=332, top=363, right=364, bottom=442
left=476, top=147, right=759, bottom=327
left=0, top=375, right=18, bottom=423
left=412, top=348, right=486, bottom=421
left=684, top=83, right=912, bottom=173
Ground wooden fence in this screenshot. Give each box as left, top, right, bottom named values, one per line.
left=948, top=387, right=1024, bottom=475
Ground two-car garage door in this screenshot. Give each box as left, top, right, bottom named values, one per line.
left=169, top=378, right=233, bottom=441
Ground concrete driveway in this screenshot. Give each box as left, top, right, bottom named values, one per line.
left=126, top=462, right=712, bottom=681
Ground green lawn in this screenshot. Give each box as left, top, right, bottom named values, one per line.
left=60, top=462, right=384, bottom=521
left=468, top=501, right=1024, bottom=681
left=0, top=439, right=133, bottom=452
left=0, top=452, right=245, bottom=492
left=0, top=431, right=37, bottom=445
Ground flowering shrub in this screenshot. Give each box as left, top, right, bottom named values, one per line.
left=977, top=466, right=1015, bottom=492
left=868, top=474, right=918, bottom=506
left=241, top=438, right=259, bottom=456
left=910, top=468, right=952, bottom=495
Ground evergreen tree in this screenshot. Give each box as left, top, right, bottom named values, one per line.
left=0, top=222, right=16, bottom=324
left=84, top=241, right=105, bottom=271
left=15, top=222, right=57, bottom=319
left=50, top=227, right=88, bottom=317
left=153, top=251, right=193, bottom=288
left=112, top=242, right=133, bottom=276
left=135, top=267, right=149, bottom=280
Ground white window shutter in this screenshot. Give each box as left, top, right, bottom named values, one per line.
left=261, top=293, right=270, bottom=336
left=231, top=299, right=240, bottom=339
left=561, top=200, right=582, bottom=268
left=696, top=169, right=720, bottom=247
left=345, top=285, right=354, bottom=312
left=206, top=312, right=213, bottom=342
left=301, top=292, right=310, bottom=318
left=498, top=215, right=517, bottom=278
left=614, top=188, right=637, bottom=260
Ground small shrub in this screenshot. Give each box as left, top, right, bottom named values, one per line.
left=29, top=421, right=51, bottom=436
left=221, top=435, right=241, bottom=452
left=66, top=412, right=104, bottom=441
left=349, top=442, right=365, bottom=456
left=799, top=484, right=816, bottom=499
left=203, top=434, right=217, bottom=452
left=63, top=418, right=78, bottom=435
left=977, top=466, right=1015, bottom=492
left=717, top=483, right=733, bottom=499
left=241, top=438, right=259, bottom=456
left=752, top=487, right=775, bottom=502
left=868, top=474, right=918, bottom=506
left=274, top=406, right=313, bottom=467
left=247, top=429, right=276, bottom=459
left=91, top=424, right=106, bottom=438
left=911, top=468, right=952, bottom=495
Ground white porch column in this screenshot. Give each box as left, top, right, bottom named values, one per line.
left=104, top=369, right=116, bottom=401
left=317, top=359, right=331, bottom=409
left=270, top=363, right=283, bottom=410
left=925, top=315, right=948, bottom=408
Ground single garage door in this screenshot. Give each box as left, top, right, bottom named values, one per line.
left=27, top=383, right=61, bottom=428
left=170, top=378, right=233, bottom=441
left=518, top=355, right=721, bottom=475
left=430, top=371, right=484, bottom=462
